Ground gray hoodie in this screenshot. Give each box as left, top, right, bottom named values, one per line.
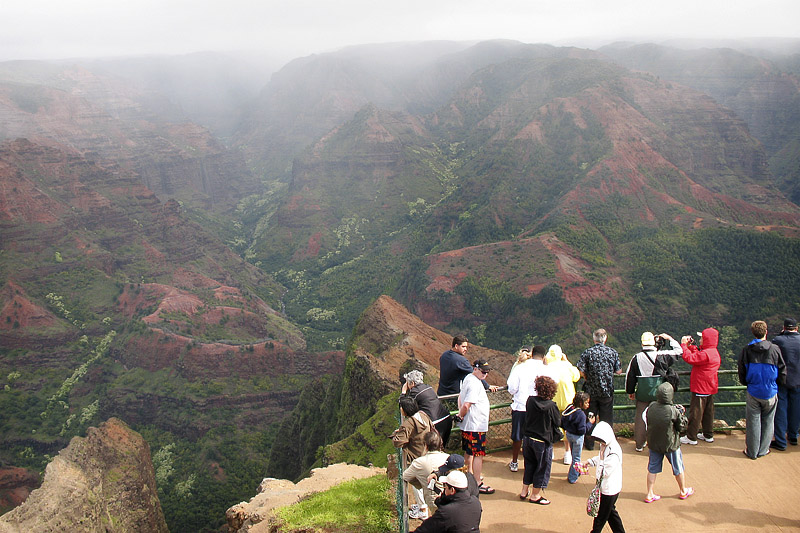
left=644, top=382, right=687, bottom=454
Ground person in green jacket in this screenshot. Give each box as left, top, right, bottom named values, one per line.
left=643, top=382, right=694, bottom=503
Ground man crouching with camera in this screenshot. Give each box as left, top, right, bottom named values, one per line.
left=413, top=470, right=481, bottom=532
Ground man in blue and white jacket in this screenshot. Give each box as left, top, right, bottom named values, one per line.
left=738, top=320, right=786, bottom=459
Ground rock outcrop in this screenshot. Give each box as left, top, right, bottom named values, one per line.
left=226, top=463, right=384, bottom=533
left=0, top=418, right=167, bottom=533
left=267, top=295, right=511, bottom=480
left=350, top=294, right=510, bottom=391
left=340, top=294, right=509, bottom=441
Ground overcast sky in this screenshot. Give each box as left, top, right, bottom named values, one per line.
left=2, top=0, right=799, bottom=62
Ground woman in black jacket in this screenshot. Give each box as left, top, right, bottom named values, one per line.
left=403, top=370, right=453, bottom=445
left=519, top=375, right=561, bottom=504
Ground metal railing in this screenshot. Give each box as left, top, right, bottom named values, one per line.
left=395, top=445, right=407, bottom=533
left=611, top=369, right=746, bottom=411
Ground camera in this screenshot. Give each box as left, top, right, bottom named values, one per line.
left=655, top=335, right=666, bottom=350
left=428, top=478, right=442, bottom=494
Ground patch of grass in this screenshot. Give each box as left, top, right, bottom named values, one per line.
left=274, top=474, right=395, bottom=533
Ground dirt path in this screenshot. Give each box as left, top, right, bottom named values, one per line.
left=414, top=432, right=800, bottom=532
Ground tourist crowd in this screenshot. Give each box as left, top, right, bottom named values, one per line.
left=391, top=318, right=795, bottom=532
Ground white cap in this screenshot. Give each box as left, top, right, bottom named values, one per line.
left=641, top=332, right=655, bottom=346
left=439, top=470, right=468, bottom=489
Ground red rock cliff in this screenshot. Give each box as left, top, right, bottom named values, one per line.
left=0, top=418, right=168, bottom=533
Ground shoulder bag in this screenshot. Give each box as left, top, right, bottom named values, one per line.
left=587, top=465, right=604, bottom=517
left=635, top=353, right=664, bottom=402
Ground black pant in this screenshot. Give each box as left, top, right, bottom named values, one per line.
left=436, top=416, right=453, bottom=450
left=585, top=395, right=614, bottom=450
left=592, top=492, right=625, bottom=533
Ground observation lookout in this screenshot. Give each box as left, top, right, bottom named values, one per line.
left=474, top=431, right=800, bottom=532
left=402, top=371, right=800, bottom=532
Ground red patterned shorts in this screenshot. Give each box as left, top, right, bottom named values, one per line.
left=461, top=430, right=487, bottom=456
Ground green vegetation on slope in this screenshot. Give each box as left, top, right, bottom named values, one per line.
left=627, top=227, right=800, bottom=334
left=142, top=424, right=275, bottom=533
left=319, top=392, right=401, bottom=470
left=274, top=474, right=395, bottom=533
left=452, top=280, right=574, bottom=351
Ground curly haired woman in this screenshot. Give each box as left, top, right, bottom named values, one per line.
left=518, top=375, right=561, bottom=504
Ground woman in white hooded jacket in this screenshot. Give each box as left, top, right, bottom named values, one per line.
left=583, top=421, right=626, bottom=533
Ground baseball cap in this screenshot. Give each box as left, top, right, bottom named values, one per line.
left=641, top=332, right=655, bottom=347
left=473, top=359, right=491, bottom=373
left=439, top=470, right=468, bottom=489
left=785, top=318, right=798, bottom=329
left=437, top=453, right=465, bottom=476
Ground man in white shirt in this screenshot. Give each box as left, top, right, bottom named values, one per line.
left=455, top=359, right=495, bottom=494
left=506, top=346, right=558, bottom=471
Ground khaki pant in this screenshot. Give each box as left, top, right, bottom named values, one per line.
left=687, top=392, right=715, bottom=440
left=634, top=400, right=648, bottom=449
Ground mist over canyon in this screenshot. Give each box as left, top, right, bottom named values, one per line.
left=2, top=38, right=800, bottom=531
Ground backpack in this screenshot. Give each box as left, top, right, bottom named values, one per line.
left=635, top=352, right=664, bottom=402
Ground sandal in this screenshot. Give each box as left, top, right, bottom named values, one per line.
left=478, top=484, right=495, bottom=494
left=644, top=495, right=661, bottom=503
left=679, top=487, right=694, bottom=500
left=528, top=496, right=550, bottom=505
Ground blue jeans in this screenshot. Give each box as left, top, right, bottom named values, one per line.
left=566, top=432, right=584, bottom=483
left=774, top=385, right=800, bottom=447
left=745, top=392, right=777, bottom=458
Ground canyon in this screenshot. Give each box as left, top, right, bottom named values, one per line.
left=1, top=38, right=799, bottom=531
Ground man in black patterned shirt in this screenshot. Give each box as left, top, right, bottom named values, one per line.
left=577, top=328, right=622, bottom=449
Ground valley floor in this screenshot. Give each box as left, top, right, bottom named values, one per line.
left=413, top=432, right=800, bottom=532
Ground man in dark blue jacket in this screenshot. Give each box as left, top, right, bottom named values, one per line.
left=738, top=320, right=787, bottom=459
left=771, top=318, right=800, bottom=450
left=438, top=336, right=474, bottom=396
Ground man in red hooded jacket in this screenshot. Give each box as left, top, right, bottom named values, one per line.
left=680, top=328, right=722, bottom=445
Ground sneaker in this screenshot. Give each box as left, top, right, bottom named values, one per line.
left=769, top=441, right=787, bottom=451
left=635, top=446, right=644, bottom=452
left=408, top=505, right=428, bottom=520
left=697, top=433, right=714, bottom=443
left=680, top=436, right=698, bottom=445
left=508, top=461, right=519, bottom=472
left=563, top=452, right=572, bottom=465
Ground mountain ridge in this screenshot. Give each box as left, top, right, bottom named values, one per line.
left=245, top=49, right=800, bottom=350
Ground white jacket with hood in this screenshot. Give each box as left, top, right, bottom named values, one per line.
left=586, top=421, right=623, bottom=495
